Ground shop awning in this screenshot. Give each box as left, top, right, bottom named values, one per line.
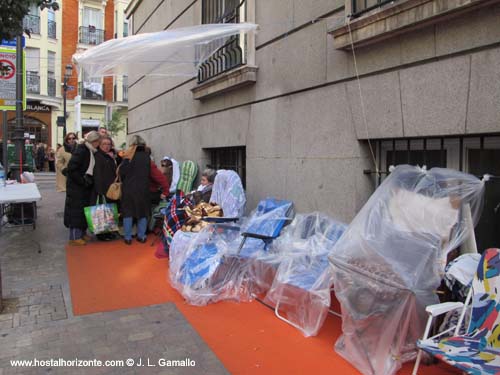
left=73, top=23, right=258, bottom=78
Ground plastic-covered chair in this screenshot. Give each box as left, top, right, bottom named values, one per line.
left=169, top=198, right=293, bottom=305
left=264, top=213, right=346, bottom=337
left=413, top=248, right=500, bottom=375
left=329, top=165, right=485, bottom=375
left=167, top=170, right=246, bottom=256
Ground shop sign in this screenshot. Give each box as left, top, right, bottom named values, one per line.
left=26, top=102, right=51, bottom=113
left=81, top=119, right=100, bottom=127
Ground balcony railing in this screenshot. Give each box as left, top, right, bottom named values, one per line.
left=27, top=72, right=40, bottom=94
left=197, top=0, right=245, bottom=83
left=48, top=77, right=56, bottom=97
left=79, top=26, right=105, bottom=45
left=48, top=20, right=56, bottom=39
left=79, top=82, right=105, bottom=100
left=23, top=14, right=40, bottom=35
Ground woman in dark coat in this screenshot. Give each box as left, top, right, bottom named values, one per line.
left=120, top=135, right=151, bottom=245
left=91, top=136, right=118, bottom=204
left=63, top=131, right=101, bottom=246
left=91, top=135, right=119, bottom=241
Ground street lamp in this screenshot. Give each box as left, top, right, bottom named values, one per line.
left=62, top=64, right=73, bottom=138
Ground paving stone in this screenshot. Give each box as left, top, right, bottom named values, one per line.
left=0, top=178, right=229, bottom=375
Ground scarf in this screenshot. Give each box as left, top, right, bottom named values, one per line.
left=84, top=141, right=98, bottom=176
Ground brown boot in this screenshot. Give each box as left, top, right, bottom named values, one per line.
left=82, top=234, right=92, bottom=242
left=68, top=239, right=86, bottom=246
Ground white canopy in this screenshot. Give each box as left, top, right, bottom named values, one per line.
left=73, top=23, right=258, bottom=78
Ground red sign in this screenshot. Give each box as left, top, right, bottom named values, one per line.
left=0, top=59, right=15, bottom=80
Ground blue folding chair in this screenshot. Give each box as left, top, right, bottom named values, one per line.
left=172, top=198, right=294, bottom=305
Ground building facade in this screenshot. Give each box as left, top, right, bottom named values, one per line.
left=61, top=0, right=129, bottom=147
left=0, top=2, right=63, bottom=147
left=126, top=0, right=500, bottom=249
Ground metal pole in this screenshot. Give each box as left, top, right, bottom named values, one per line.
left=2, top=111, right=7, bottom=178
left=12, top=35, right=26, bottom=182
left=63, top=80, right=67, bottom=138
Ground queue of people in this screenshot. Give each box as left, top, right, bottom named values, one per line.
left=60, top=129, right=185, bottom=247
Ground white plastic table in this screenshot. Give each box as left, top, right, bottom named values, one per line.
left=0, top=183, right=41, bottom=232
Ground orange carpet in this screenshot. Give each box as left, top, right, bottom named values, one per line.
left=66, top=238, right=459, bottom=375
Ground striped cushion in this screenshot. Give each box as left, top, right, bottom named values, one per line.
left=177, top=160, right=198, bottom=194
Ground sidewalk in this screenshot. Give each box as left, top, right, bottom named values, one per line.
left=0, top=174, right=228, bottom=375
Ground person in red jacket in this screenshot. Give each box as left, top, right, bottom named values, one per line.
left=147, top=147, right=170, bottom=205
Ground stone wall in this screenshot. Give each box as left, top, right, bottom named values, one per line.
left=127, top=0, right=500, bottom=221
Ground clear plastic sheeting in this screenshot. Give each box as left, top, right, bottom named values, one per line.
left=264, top=213, right=347, bottom=337
left=73, top=23, right=258, bottom=78
left=169, top=198, right=294, bottom=306
left=329, top=165, right=485, bottom=375
left=169, top=223, right=259, bottom=306
left=210, top=170, right=246, bottom=218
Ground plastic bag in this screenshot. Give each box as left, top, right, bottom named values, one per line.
left=84, top=197, right=119, bottom=234
left=329, top=165, right=485, bottom=375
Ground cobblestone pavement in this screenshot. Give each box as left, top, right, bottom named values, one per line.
left=0, top=173, right=228, bottom=375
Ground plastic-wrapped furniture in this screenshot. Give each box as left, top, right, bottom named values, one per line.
left=264, top=213, right=346, bottom=337
left=169, top=198, right=293, bottom=305
left=329, top=165, right=485, bottom=375
left=209, top=169, right=246, bottom=218
left=413, top=248, right=500, bottom=375
left=167, top=170, right=246, bottom=256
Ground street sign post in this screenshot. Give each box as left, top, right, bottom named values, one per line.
left=0, top=48, right=26, bottom=111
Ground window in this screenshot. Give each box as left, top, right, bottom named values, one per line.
left=47, top=51, right=56, bottom=96
left=25, top=48, right=40, bottom=94
left=80, top=7, right=105, bottom=45
left=373, top=135, right=500, bottom=254
left=123, top=75, right=128, bottom=101
left=207, top=146, right=246, bottom=188
left=468, top=149, right=500, bottom=252
left=198, top=0, right=247, bottom=83
left=80, top=69, right=103, bottom=100
left=48, top=9, right=56, bottom=39
left=83, top=7, right=103, bottom=29
left=23, top=4, right=40, bottom=35
left=123, top=20, right=129, bottom=37
left=352, top=0, right=398, bottom=17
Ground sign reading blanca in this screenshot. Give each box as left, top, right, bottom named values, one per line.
left=26, top=102, right=51, bottom=112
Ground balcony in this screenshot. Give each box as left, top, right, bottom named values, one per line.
left=47, top=77, right=56, bottom=97
left=197, top=0, right=245, bottom=84
left=198, top=36, right=244, bottom=84
left=48, top=20, right=56, bottom=39
left=329, top=0, right=498, bottom=50
left=79, top=82, right=105, bottom=100
left=27, top=72, right=40, bottom=94
left=23, top=14, right=40, bottom=35
left=79, top=26, right=105, bottom=45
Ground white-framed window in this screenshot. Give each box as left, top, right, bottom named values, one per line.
left=25, top=48, right=40, bottom=94
left=83, top=7, right=104, bottom=29
left=48, top=8, right=56, bottom=39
